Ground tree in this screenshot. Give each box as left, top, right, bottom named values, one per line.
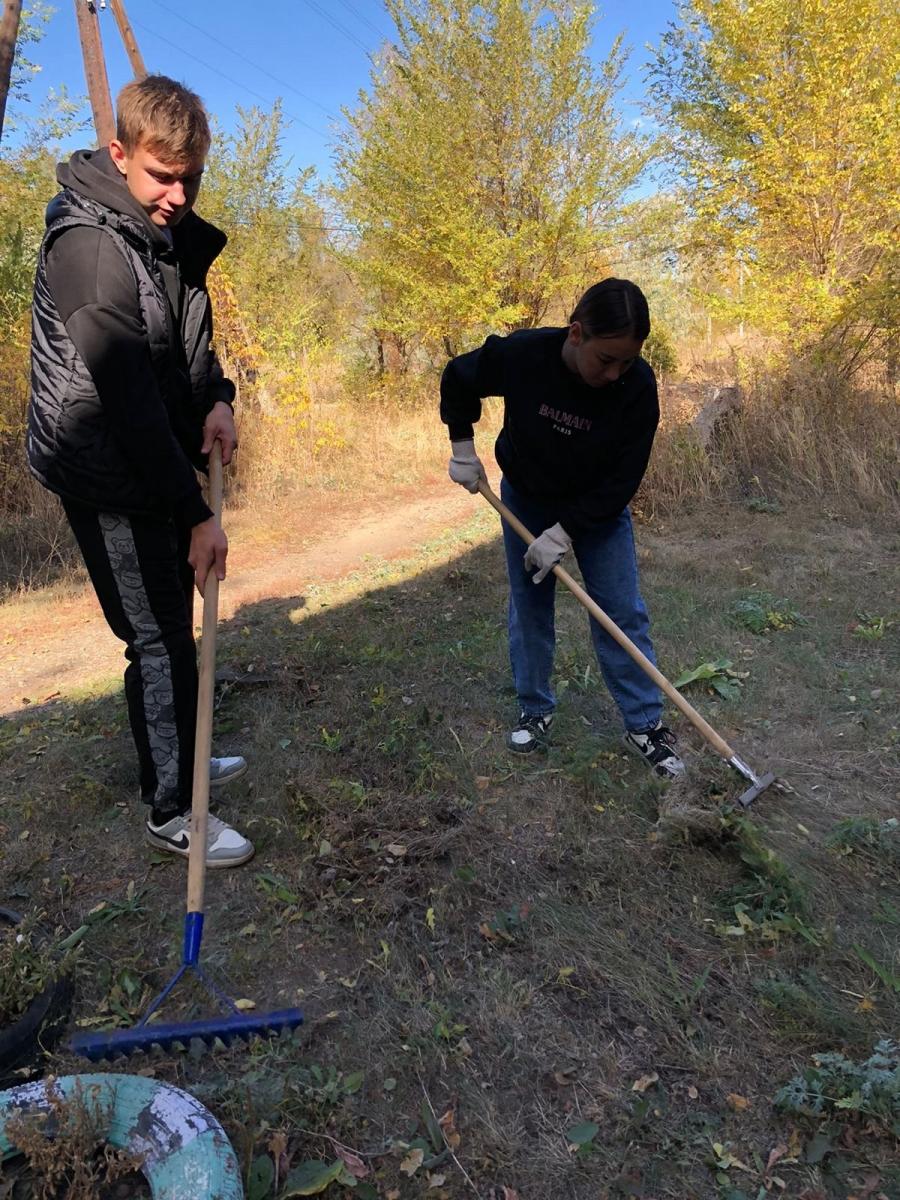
left=202, top=103, right=334, bottom=339
left=647, top=0, right=899, bottom=369
left=335, top=0, right=652, bottom=363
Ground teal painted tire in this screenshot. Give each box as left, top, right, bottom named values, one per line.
left=0, top=1073, right=242, bottom=1199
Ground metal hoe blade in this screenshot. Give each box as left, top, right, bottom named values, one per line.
left=729, top=756, right=777, bottom=808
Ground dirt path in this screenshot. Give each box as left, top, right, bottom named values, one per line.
left=0, top=474, right=478, bottom=715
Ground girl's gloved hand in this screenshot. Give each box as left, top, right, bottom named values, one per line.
left=524, top=522, right=571, bottom=583
left=448, top=439, right=487, bottom=493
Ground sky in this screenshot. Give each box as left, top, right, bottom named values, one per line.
left=10, top=0, right=677, bottom=180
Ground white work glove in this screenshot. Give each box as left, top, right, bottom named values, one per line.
left=523, top=523, right=572, bottom=584
left=448, top=439, right=487, bottom=493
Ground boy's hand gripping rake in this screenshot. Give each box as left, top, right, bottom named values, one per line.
left=70, top=445, right=303, bottom=1061
left=477, top=481, right=776, bottom=807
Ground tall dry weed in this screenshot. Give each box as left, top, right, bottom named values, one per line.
left=642, top=358, right=898, bottom=517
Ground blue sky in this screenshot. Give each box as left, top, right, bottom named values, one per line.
left=11, top=0, right=677, bottom=179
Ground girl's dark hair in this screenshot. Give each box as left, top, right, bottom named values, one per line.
left=569, top=278, right=650, bottom=341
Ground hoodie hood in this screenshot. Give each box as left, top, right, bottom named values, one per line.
left=55, top=147, right=170, bottom=248
left=50, top=147, right=227, bottom=280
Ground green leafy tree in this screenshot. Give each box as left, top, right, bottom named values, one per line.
left=335, top=0, right=652, bottom=363
left=199, top=104, right=350, bottom=467
left=647, top=0, right=899, bottom=369
left=201, top=103, right=336, bottom=341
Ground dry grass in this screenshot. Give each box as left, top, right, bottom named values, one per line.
left=3, top=1079, right=146, bottom=1199
left=642, top=358, right=898, bottom=518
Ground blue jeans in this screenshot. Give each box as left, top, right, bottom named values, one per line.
left=501, top=477, right=662, bottom=732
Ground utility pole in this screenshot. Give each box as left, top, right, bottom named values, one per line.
left=74, top=0, right=115, bottom=144
left=110, top=0, right=145, bottom=78
left=0, top=0, right=23, bottom=144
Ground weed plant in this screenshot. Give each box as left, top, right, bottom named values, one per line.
left=775, top=1040, right=900, bottom=1129
left=0, top=915, right=77, bottom=1026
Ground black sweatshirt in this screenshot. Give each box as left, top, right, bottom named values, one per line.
left=440, top=327, right=659, bottom=533
left=40, top=150, right=228, bottom=528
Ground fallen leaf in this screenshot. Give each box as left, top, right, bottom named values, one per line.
left=336, top=1147, right=368, bottom=1180
left=386, top=843, right=408, bottom=857
left=766, top=1143, right=788, bottom=1173
left=234, top=998, right=256, bottom=1011
left=400, top=1147, right=425, bottom=1176
left=439, top=1107, right=461, bottom=1150
left=856, top=995, right=876, bottom=1012
left=687, top=1085, right=699, bottom=1100
left=427, top=1172, right=447, bottom=1188
left=631, top=1072, right=659, bottom=1093
left=727, top=1092, right=751, bottom=1111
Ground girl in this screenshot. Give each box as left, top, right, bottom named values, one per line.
left=440, top=278, right=683, bottom=779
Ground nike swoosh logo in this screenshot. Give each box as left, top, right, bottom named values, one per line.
left=154, top=830, right=190, bottom=850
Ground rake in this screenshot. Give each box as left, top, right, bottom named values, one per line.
left=477, top=480, right=776, bottom=808
left=70, top=444, right=304, bottom=1061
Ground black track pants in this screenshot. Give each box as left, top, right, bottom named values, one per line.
left=63, top=501, right=197, bottom=815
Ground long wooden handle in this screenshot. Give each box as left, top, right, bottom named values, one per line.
left=187, top=444, right=224, bottom=915
left=477, top=480, right=737, bottom=760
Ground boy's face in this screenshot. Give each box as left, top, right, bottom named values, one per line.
left=109, top=138, right=205, bottom=228
left=565, top=323, right=644, bottom=389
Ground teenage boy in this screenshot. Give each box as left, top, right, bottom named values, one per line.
left=27, top=74, right=254, bottom=865
left=441, top=278, right=685, bottom=779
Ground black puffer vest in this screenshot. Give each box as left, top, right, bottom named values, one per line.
left=28, top=180, right=228, bottom=517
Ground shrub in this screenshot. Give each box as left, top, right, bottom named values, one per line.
left=775, top=1040, right=900, bottom=1128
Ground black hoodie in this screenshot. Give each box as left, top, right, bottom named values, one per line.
left=27, top=148, right=233, bottom=527
left=440, top=327, right=659, bottom=532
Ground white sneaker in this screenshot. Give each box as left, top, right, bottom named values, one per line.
left=209, top=756, right=248, bottom=787
left=145, top=811, right=255, bottom=868
left=623, top=723, right=686, bottom=780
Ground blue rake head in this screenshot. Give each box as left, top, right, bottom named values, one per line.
left=69, top=913, right=303, bottom=1062
left=70, top=1008, right=304, bottom=1062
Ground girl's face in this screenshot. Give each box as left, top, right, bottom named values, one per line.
left=564, top=323, right=644, bottom=389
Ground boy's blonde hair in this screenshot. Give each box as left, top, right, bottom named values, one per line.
left=116, top=74, right=210, bottom=164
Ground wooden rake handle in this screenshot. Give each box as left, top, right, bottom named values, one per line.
left=187, top=443, right=224, bottom=916
left=476, top=480, right=737, bottom=761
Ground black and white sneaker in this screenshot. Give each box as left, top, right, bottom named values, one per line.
left=507, top=712, right=554, bottom=753
left=145, top=811, right=255, bottom=868
left=209, top=756, right=248, bottom=787
left=623, top=723, right=685, bottom=780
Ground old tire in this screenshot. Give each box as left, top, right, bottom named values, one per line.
left=0, top=1073, right=243, bottom=1199
left=0, top=908, right=73, bottom=1087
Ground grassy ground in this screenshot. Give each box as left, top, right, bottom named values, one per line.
left=1, top=497, right=898, bottom=1199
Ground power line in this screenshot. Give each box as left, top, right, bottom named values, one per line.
left=145, top=0, right=335, bottom=119
left=130, top=18, right=331, bottom=141
left=298, top=0, right=373, bottom=56
left=331, top=0, right=391, bottom=43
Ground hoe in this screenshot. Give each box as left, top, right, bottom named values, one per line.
left=478, top=480, right=777, bottom=808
